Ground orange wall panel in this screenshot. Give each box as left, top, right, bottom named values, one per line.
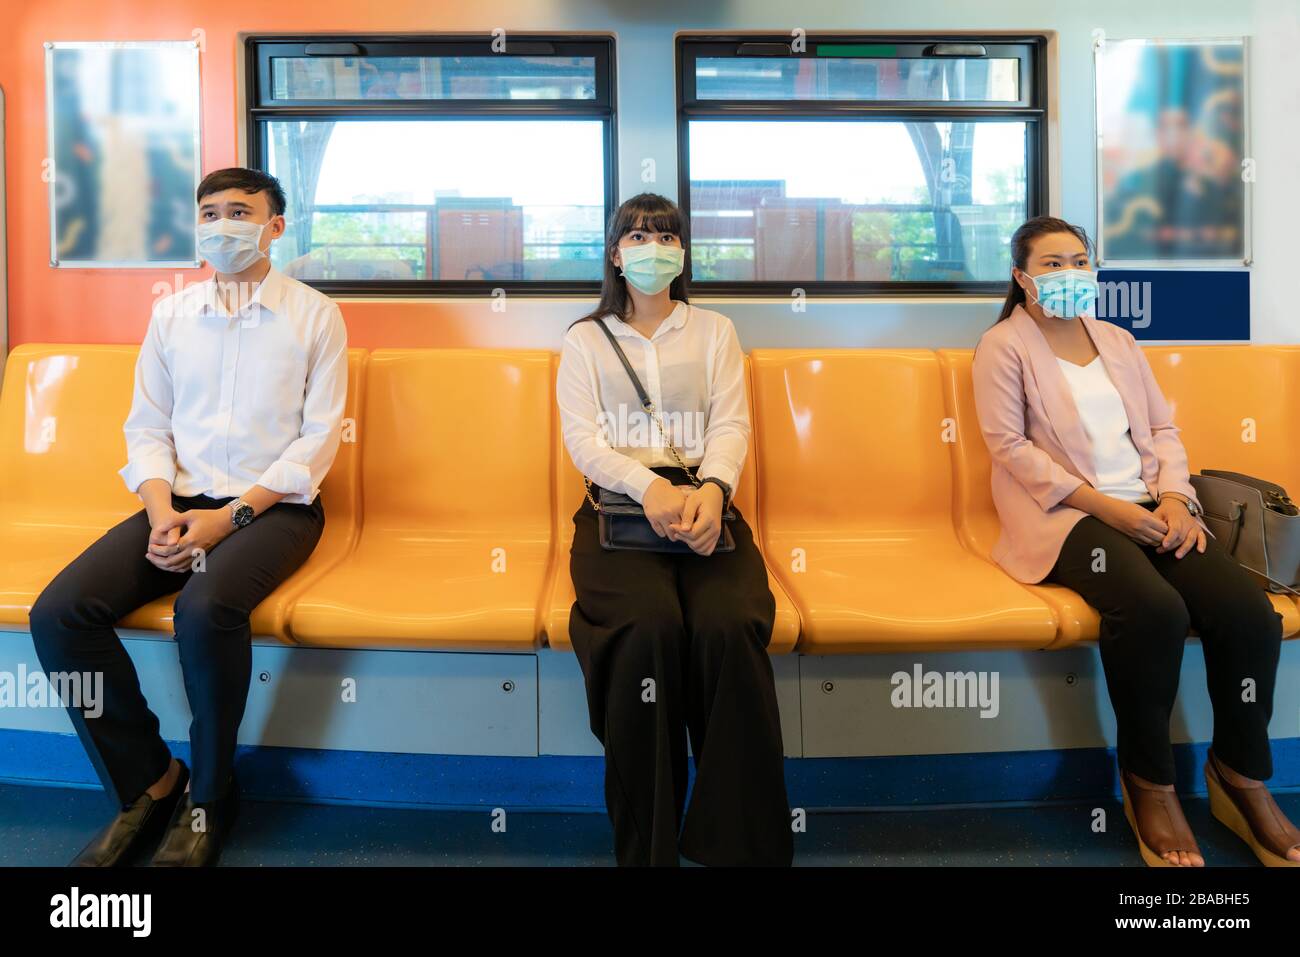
left=1, top=2, right=582, bottom=350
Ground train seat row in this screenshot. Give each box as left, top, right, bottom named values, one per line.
left=0, top=342, right=1296, bottom=653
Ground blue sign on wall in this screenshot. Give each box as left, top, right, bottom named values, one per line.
left=1095, top=269, right=1249, bottom=341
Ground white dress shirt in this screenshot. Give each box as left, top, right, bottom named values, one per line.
left=557, top=301, right=749, bottom=504
left=119, top=265, right=349, bottom=505
left=1056, top=355, right=1152, bottom=503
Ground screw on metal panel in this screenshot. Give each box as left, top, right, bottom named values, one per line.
left=258, top=672, right=271, bottom=683
left=821, top=681, right=834, bottom=694
left=502, top=680, right=515, bottom=693
left=1065, top=673, right=1078, bottom=687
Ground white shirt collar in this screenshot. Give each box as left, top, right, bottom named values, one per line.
left=197, top=265, right=286, bottom=327
left=602, top=301, right=689, bottom=342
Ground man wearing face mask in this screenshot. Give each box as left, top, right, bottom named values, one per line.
left=30, top=167, right=348, bottom=867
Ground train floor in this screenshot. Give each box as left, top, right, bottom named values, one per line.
left=2, top=781, right=1296, bottom=867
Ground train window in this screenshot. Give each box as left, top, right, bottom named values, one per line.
left=246, top=36, right=616, bottom=295
left=693, top=56, right=1022, bottom=103
left=266, top=55, right=598, bottom=102
left=678, top=36, right=1047, bottom=296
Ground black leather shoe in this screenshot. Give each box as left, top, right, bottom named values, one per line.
left=70, top=760, right=190, bottom=867
left=150, top=780, right=238, bottom=867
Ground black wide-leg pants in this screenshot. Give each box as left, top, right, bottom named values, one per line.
left=569, top=466, right=793, bottom=866
left=29, top=492, right=324, bottom=806
left=1043, top=501, right=1283, bottom=786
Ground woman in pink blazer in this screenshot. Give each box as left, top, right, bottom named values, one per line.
left=973, top=216, right=1296, bottom=868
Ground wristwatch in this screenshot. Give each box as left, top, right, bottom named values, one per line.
left=700, top=476, right=733, bottom=505
left=229, top=499, right=255, bottom=529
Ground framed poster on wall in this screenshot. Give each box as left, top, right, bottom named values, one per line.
left=45, top=40, right=202, bottom=268
left=1094, top=37, right=1250, bottom=267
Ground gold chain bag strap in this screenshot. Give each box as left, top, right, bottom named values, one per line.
left=582, top=312, right=735, bottom=553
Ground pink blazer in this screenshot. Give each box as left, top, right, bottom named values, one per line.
left=972, top=304, right=1206, bottom=584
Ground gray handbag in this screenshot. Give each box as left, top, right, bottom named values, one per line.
left=1189, top=470, right=1300, bottom=595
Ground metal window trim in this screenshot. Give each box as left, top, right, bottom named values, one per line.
left=244, top=33, right=618, bottom=297
left=675, top=32, right=1049, bottom=297
left=45, top=40, right=204, bottom=269
left=1092, top=35, right=1252, bottom=268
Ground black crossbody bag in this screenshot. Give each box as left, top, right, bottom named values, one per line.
left=583, top=315, right=736, bottom=554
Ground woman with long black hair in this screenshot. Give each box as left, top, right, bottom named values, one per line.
left=973, top=215, right=1297, bottom=867
left=556, top=193, right=792, bottom=866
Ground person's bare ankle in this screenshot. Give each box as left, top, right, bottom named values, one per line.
left=1213, top=755, right=1259, bottom=788
left=1127, top=770, right=1175, bottom=791
left=144, top=759, right=179, bottom=801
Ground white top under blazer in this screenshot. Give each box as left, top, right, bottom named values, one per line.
left=556, top=301, right=749, bottom=504
left=1055, top=355, right=1152, bottom=503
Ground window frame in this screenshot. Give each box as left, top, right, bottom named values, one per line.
left=676, top=33, right=1049, bottom=297
left=245, top=33, right=618, bottom=297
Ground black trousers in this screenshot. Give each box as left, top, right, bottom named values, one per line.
left=30, top=492, right=324, bottom=806
left=569, top=466, right=793, bottom=866
left=1044, top=501, right=1283, bottom=786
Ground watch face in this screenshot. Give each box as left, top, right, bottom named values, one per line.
left=232, top=503, right=255, bottom=527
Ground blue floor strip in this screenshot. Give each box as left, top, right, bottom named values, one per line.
left=4, top=728, right=1298, bottom=811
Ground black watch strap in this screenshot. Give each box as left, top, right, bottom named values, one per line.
left=700, top=476, right=732, bottom=504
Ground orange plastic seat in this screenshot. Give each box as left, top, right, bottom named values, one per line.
left=938, top=347, right=1298, bottom=645
left=288, top=349, right=554, bottom=650
left=0, top=345, right=368, bottom=642
left=117, top=349, right=368, bottom=640
left=751, top=349, right=1058, bottom=654
left=0, top=345, right=144, bottom=629
left=1144, top=345, right=1300, bottom=635
left=1143, top=345, right=1299, bottom=497
left=541, top=357, right=802, bottom=654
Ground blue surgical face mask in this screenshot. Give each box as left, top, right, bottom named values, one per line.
left=196, top=217, right=270, bottom=274
left=1028, top=268, right=1099, bottom=319
left=618, top=241, right=685, bottom=295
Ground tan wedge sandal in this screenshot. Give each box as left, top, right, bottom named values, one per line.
left=1205, top=749, right=1300, bottom=867
left=1120, top=768, right=1203, bottom=867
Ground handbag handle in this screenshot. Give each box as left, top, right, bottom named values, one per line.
left=1223, top=500, right=1245, bottom=556
left=583, top=312, right=701, bottom=510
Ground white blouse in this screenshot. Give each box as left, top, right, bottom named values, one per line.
left=1056, top=355, right=1152, bottom=503
left=556, top=301, right=749, bottom=504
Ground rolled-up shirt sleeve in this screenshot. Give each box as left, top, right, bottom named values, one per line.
left=696, top=318, right=749, bottom=498
left=119, top=309, right=178, bottom=494
left=252, top=305, right=348, bottom=501
left=557, top=327, right=662, bottom=504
